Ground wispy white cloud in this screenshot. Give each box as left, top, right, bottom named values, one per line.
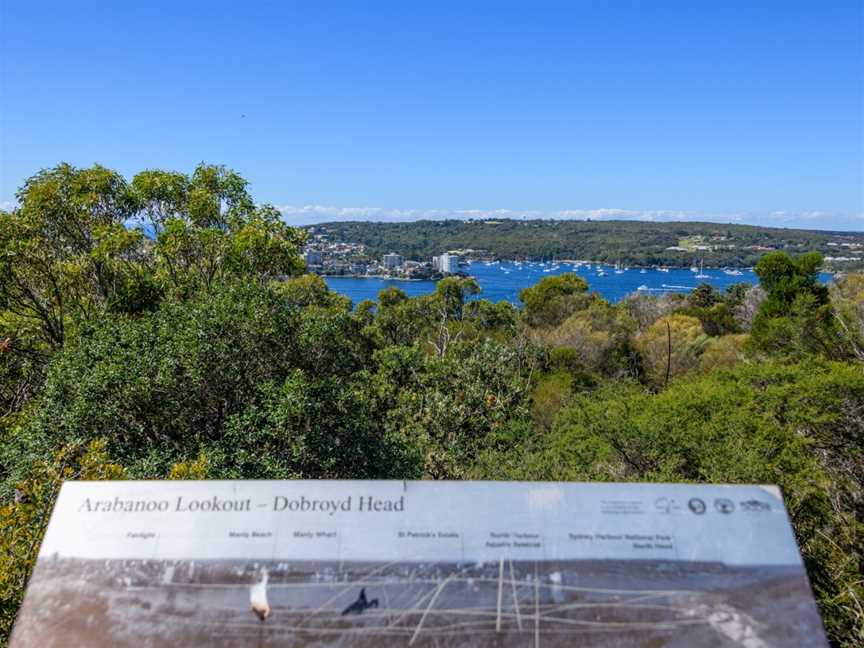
left=275, top=204, right=863, bottom=231
left=3, top=195, right=857, bottom=231
left=274, top=205, right=548, bottom=223
left=556, top=208, right=641, bottom=219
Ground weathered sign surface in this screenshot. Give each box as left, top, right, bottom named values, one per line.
left=11, top=480, right=827, bottom=646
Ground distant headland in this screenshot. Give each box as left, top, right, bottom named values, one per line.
left=302, top=219, right=863, bottom=272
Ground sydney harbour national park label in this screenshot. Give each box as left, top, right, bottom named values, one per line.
left=11, top=480, right=827, bottom=647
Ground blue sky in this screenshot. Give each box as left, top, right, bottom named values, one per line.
left=1, top=1, right=862, bottom=230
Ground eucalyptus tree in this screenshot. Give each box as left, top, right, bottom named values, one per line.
left=751, top=252, right=847, bottom=359
left=1, top=162, right=307, bottom=352
left=518, top=272, right=591, bottom=329
left=132, top=163, right=306, bottom=296
left=0, top=164, right=144, bottom=349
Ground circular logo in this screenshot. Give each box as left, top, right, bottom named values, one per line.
left=688, top=498, right=706, bottom=514
left=714, top=498, right=735, bottom=514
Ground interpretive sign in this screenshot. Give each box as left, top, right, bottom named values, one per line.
left=11, top=480, right=826, bottom=647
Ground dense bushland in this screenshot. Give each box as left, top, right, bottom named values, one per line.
left=1, top=164, right=862, bottom=646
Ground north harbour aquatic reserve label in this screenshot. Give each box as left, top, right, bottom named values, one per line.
left=11, top=480, right=828, bottom=647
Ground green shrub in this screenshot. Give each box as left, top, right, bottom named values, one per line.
left=476, top=359, right=864, bottom=645
left=0, top=440, right=126, bottom=643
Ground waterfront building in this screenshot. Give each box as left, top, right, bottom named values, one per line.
left=433, top=253, right=460, bottom=274
left=304, top=249, right=323, bottom=266
left=382, top=253, right=404, bottom=270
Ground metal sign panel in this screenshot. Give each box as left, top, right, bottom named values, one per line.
left=11, top=480, right=827, bottom=646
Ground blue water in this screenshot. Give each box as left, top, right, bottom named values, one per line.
left=324, top=261, right=833, bottom=305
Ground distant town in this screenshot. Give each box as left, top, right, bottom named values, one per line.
left=302, top=226, right=475, bottom=279
left=301, top=221, right=864, bottom=277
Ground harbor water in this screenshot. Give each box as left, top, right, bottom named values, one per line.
left=323, top=261, right=833, bottom=305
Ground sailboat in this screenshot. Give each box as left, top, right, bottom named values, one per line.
left=695, top=259, right=710, bottom=279
left=614, top=259, right=625, bottom=274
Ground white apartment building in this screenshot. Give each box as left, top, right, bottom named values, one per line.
left=433, top=253, right=460, bottom=274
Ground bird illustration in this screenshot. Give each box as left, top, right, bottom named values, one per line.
left=250, top=568, right=270, bottom=622
left=341, top=588, right=379, bottom=615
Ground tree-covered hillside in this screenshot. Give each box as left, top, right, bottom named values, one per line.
left=311, top=219, right=864, bottom=269
left=1, top=164, right=862, bottom=646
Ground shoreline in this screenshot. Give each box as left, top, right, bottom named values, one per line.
left=320, top=274, right=432, bottom=281
left=318, top=262, right=759, bottom=282
left=316, top=262, right=834, bottom=284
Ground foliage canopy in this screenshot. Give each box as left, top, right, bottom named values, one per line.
left=1, top=163, right=862, bottom=646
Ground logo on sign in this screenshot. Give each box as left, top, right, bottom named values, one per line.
left=740, top=499, right=771, bottom=512
left=714, top=498, right=735, bottom=514
left=654, top=497, right=682, bottom=514
left=688, top=498, right=706, bottom=514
